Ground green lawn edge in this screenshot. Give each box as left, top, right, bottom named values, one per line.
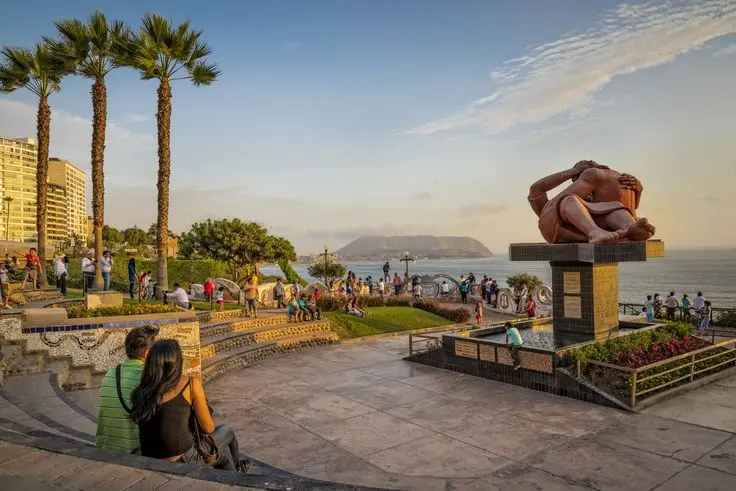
left=323, top=306, right=450, bottom=339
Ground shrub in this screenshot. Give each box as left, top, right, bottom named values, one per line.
left=413, top=299, right=470, bottom=323
left=385, top=296, right=411, bottom=307
left=715, top=310, right=736, bottom=328
left=66, top=303, right=179, bottom=318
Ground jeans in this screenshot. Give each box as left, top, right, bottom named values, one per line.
left=129, top=282, right=135, bottom=299
left=56, top=273, right=67, bottom=295
left=102, top=272, right=111, bottom=291
left=699, top=315, right=710, bottom=333
left=179, top=424, right=240, bottom=471
left=460, top=292, right=468, bottom=304
left=646, top=312, right=654, bottom=323
left=83, top=272, right=95, bottom=293
left=394, top=285, right=401, bottom=296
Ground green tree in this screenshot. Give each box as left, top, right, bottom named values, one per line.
left=180, top=219, right=296, bottom=283
left=102, top=225, right=122, bottom=245
left=507, top=273, right=543, bottom=311
left=118, top=14, right=219, bottom=295
left=122, top=226, right=152, bottom=247
left=48, top=12, right=127, bottom=289
left=1, top=44, right=68, bottom=287
left=308, top=262, right=346, bottom=286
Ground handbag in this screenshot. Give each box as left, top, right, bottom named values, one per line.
left=187, top=379, right=220, bottom=465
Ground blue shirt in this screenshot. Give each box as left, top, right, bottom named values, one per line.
left=644, top=300, right=653, bottom=312
left=506, top=327, right=523, bottom=346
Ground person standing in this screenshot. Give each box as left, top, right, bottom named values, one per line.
left=100, top=251, right=113, bottom=291
left=459, top=281, right=469, bottom=304
left=128, top=255, right=137, bottom=299
left=440, top=281, right=450, bottom=297
left=644, top=295, right=654, bottom=323
left=0, top=267, right=11, bottom=309
left=698, top=301, right=712, bottom=335
left=653, top=293, right=663, bottom=319
left=377, top=278, right=385, bottom=298
left=382, top=262, right=390, bottom=282
left=524, top=296, right=536, bottom=318
left=412, top=282, right=422, bottom=301
left=489, top=279, right=499, bottom=308
left=215, top=287, right=225, bottom=312
left=474, top=301, right=483, bottom=326
left=681, top=293, right=691, bottom=322
left=367, top=276, right=374, bottom=295
left=81, top=251, right=96, bottom=294
left=244, top=277, right=258, bottom=318
left=54, top=255, right=67, bottom=295
left=665, top=292, right=679, bottom=322
left=392, top=273, right=402, bottom=296
left=273, top=278, right=286, bottom=308
left=693, top=292, right=706, bottom=318
left=203, top=278, right=214, bottom=303
left=291, top=281, right=301, bottom=299
left=19, top=247, right=41, bottom=290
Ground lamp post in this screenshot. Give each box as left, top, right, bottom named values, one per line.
left=323, top=246, right=329, bottom=287
left=400, top=251, right=414, bottom=280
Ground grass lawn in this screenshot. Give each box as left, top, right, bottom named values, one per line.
left=323, top=307, right=451, bottom=338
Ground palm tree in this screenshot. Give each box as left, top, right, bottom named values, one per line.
left=119, top=13, right=219, bottom=296
left=48, top=12, right=127, bottom=290
left=0, top=44, right=67, bottom=288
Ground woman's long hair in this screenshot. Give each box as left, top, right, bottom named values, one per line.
left=130, top=339, right=183, bottom=423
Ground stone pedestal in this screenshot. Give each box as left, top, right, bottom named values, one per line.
left=86, top=291, right=124, bottom=310
left=510, top=241, right=664, bottom=341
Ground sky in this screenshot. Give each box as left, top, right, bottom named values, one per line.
left=0, top=0, right=735, bottom=254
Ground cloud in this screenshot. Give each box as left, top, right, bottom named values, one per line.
left=408, top=0, right=736, bottom=136
left=456, top=204, right=508, bottom=217
left=124, top=113, right=150, bottom=123
left=713, top=43, right=736, bottom=57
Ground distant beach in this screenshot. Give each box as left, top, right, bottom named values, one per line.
left=262, top=248, right=736, bottom=307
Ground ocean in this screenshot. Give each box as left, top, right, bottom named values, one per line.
left=261, top=249, right=736, bottom=307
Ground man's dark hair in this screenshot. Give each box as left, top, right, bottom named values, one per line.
left=125, top=326, right=159, bottom=359
left=173, top=283, right=180, bottom=288
left=647, top=295, right=652, bottom=300
left=698, top=291, right=703, bottom=296
left=670, top=292, right=674, bottom=296
left=29, top=247, right=36, bottom=253
left=505, top=322, right=513, bottom=329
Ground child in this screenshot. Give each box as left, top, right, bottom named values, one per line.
left=505, top=322, right=523, bottom=370
left=287, top=296, right=301, bottom=322
left=215, top=287, right=225, bottom=312
left=378, top=278, right=385, bottom=298
left=412, top=282, right=422, bottom=300
left=474, top=302, right=483, bottom=325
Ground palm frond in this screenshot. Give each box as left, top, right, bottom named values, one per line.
left=188, top=61, right=220, bottom=86
left=0, top=44, right=67, bottom=96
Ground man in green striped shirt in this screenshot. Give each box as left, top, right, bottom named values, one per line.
left=96, top=326, right=158, bottom=453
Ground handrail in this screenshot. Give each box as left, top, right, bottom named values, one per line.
left=631, top=338, right=736, bottom=372
left=618, top=302, right=735, bottom=323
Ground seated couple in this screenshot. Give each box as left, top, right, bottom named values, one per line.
left=96, top=327, right=249, bottom=472
left=287, top=293, right=321, bottom=322
left=344, top=296, right=366, bottom=318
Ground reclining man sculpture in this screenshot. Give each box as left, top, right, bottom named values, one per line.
left=528, top=160, right=655, bottom=244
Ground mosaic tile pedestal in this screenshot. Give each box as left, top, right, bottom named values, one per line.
left=509, top=241, right=664, bottom=341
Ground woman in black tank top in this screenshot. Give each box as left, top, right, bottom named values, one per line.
left=130, top=339, right=247, bottom=471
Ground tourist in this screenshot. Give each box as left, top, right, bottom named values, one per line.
left=297, top=294, right=315, bottom=321
left=393, top=273, right=402, bottom=296
left=243, top=277, right=258, bottom=318
left=698, top=301, right=712, bottom=335
left=308, top=294, right=321, bottom=320
left=440, top=281, right=450, bottom=297
left=215, top=287, right=225, bottom=311
left=345, top=297, right=365, bottom=318
left=130, top=340, right=248, bottom=471
left=203, top=278, right=214, bottom=303
left=100, top=250, right=113, bottom=291
left=377, top=278, right=385, bottom=298
left=165, top=283, right=191, bottom=310
left=11, top=255, right=19, bottom=273
left=287, top=295, right=301, bottom=321
left=19, top=247, right=41, bottom=290
left=128, top=255, right=137, bottom=299
left=412, top=281, right=422, bottom=300
left=489, top=279, right=498, bottom=308
left=467, top=272, right=476, bottom=295
left=475, top=302, right=483, bottom=326
left=367, top=276, right=374, bottom=295
left=292, top=281, right=301, bottom=299
left=480, top=276, right=488, bottom=301
left=644, top=295, right=654, bottom=323
left=63, top=254, right=69, bottom=273
left=0, top=266, right=10, bottom=309
left=681, top=293, right=691, bottom=322
left=525, top=296, right=536, bottom=318
left=139, top=271, right=151, bottom=299
left=313, top=287, right=322, bottom=301
left=665, top=292, right=679, bottom=322
left=53, top=255, right=67, bottom=295
left=505, top=322, right=523, bottom=370
left=383, top=261, right=390, bottom=282
left=96, top=326, right=159, bottom=454
left=273, top=278, right=286, bottom=308
left=81, top=250, right=96, bottom=294
left=639, top=306, right=648, bottom=319
left=693, top=292, right=706, bottom=317
left=653, top=293, right=663, bottom=319
left=459, top=281, right=469, bottom=304
left=3, top=254, right=10, bottom=272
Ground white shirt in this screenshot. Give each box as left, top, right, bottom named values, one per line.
left=665, top=296, right=678, bottom=308
left=54, top=258, right=66, bottom=277
left=100, top=256, right=112, bottom=273
left=413, top=284, right=422, bottom=295
left=378, top=281, right=385, bottom=293
left=166, top=287, right=189, bottom=304
left=81, top=257, right=95, bottom=273
left=693, top=295, right=706, bottom=311
left=441, top=283, right=450, bottom=293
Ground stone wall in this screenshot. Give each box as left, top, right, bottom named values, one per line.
left=0, top=311, right=201, bottom=381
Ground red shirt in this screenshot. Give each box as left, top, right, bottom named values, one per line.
left=203, top=281, right=214, bottom=294
left=314, top=290, right=322, bottom=300
left=25, top=254, right=40, bottom=269
left=526, top=299, right=536, bottom=316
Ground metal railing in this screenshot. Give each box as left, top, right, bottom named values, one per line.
left=618, top=303, right=735, bottom=324
left=577, top=337, right=736, bottom=408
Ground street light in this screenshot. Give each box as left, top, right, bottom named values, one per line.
left=400, top=251, right=414, bottom=279
left=323, top=246, right=329, bottom=287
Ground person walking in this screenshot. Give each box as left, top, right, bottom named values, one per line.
left=127, top=255, right=137, bottom=299
left=81, top=251, right=96, bottom=294
left=100, top=251, right=113, bottom=291
left=665, top=292, right=679, bottom=322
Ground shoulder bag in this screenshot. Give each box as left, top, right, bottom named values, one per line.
left=187, top=378, right=220, bottom=465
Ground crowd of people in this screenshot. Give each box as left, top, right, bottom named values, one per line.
left=96, top=327, right=250, bottom=472
left=642, top=291, right=712, bottom=333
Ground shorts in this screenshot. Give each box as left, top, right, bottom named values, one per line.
left=246, top=298, right=257, bottom=308
left=216, top=300, right=224, bottom=305
left=475, top=315, right=482, bottom=323
left=24, top=268, right=37, bottom=282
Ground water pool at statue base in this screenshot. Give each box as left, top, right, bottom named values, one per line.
left=474, top=323, right=641, bottom=351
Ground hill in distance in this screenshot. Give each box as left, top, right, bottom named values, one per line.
left=335, top=235, right=493, bottom=260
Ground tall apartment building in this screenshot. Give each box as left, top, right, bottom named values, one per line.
left=48, top=158, right=88, bottom=245
left=0, top=137, right=88, bottom=246
left=0, top=137, right=38, bottom=242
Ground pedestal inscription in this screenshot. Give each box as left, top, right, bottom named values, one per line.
left=564, top=296, right=582, bottom=319
left=455, top=340, right=478, bottom=359
left=563, top=272, right=581, bottom=294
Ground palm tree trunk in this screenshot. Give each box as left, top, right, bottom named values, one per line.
left=91, top=78, right=107, bottom=290
left=35, top=95, right=50, bottom=288
left=155, top=79, right=172, bottom=297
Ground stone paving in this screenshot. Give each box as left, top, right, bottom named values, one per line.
left=206, top=334, right=736, bottom=491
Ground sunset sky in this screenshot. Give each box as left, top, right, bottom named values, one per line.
left=1, top=0, right=734, bottom=253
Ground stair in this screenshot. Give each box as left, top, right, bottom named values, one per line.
left=199, top=313, right=340, bottom=383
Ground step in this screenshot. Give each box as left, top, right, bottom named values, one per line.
left=201, top=331, right=340, bottom=383
left=200, top=314, right=290, bottom=339
left=1, top=340, right=99, bottom=390
left=0, top=373, right=96, bottom=444
left=195, top=309, right=245, bottom=324
left=200, top=320, right=333, bottom=360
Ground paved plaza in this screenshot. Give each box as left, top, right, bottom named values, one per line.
left=206, top=334, right=736, bottom=491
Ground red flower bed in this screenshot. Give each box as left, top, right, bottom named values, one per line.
left=613, top=336, right=707, bottom=368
